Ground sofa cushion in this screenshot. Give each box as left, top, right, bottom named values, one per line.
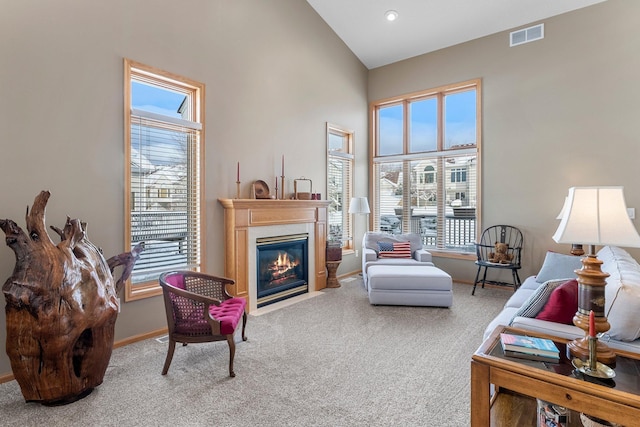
left=378, top=241, right=412, bottom=258
left=535, top=279, right=578, bottom=325
left=504, top=288, right=536, bottom=309
left=599, top=246, right=640, bottom=341
left=510, top=278, right=570, bottom=321
left=484, top=306, right=520, bottom=339
left=535, top=251, right=583, bottom=283
left=510, top=316, right=583, bottom=341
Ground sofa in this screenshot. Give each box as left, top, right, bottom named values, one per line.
left=361, top=232, right=433, bottom=289
left=484, top=246, right=640, bottom=354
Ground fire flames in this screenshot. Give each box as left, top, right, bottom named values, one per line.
left=268, top=251, right=299, bottom=281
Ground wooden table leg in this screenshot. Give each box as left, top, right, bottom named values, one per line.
left=470, top=360, right=491, bottom=427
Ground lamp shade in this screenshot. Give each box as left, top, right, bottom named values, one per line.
left=556, top=196, right=568, bottom=220
left=553, top=186, right=640, bottom=247
left=348, top=197, right=370, bottom=215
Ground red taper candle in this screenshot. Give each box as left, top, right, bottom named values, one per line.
left=589, top=310, right=595, bottom=338
left=236, top=162, right=240, bottom=182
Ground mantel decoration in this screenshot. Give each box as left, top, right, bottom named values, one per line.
left=553, top=186, right=640, bottom=365
left=1, top=191, right=143, bottom=405
left=252, top=180, right=271, bottom=199
left=294, top=177, right=313, bottom=200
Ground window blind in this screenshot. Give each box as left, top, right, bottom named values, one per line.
left=327, top=153, right=352, bottom=245
left=129, top=113, right=201, bottom=284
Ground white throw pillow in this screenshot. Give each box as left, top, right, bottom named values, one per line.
left=535, top=251, right=583, bottom=283
left=510, top=278, right=571, bottom=323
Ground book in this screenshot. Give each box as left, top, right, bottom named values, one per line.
left=503, top=349, right=559, bottom=363
left=500, top=333, right=560, bottom=359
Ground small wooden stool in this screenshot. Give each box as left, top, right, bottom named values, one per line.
left=326, top=260, right=341, bottom=288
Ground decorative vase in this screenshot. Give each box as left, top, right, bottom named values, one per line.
left=326, top=242, right=342, bottom=261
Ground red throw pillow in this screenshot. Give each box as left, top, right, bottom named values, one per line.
left=535, top=279, right=578, bottom=324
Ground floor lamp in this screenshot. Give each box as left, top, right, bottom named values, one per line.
left=553, top=186, right=640, bottom=364
left=349, top=197, right=370, bottom=256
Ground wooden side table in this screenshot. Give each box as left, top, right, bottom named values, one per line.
left=471, top=325, right=640, bottom=426
left=326, top=261, right=341, bottom=288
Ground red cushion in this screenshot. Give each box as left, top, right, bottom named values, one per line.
left=174, top=297, right=246, bottom=336
left=209, top=298, right=246, bottom=335
left=535, top=279, right=578, bottom=324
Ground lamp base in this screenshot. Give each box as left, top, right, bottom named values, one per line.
left=569, top=253, right=616, bottom=365
left=567, top=336, right=616, bottom=366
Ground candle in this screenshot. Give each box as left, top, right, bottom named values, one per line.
left=589, top=310, right=595, bottom=338
left=236, top=162, right=240, bottom=182
left=281, top=155, right=285, bottom=176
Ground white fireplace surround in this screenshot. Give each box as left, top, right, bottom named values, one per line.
left=248, top=223, right=316, bottom=312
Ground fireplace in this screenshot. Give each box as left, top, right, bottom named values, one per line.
left=218, top=198, right=330, bottom=313
left=256, top=233, right=309, bottom=308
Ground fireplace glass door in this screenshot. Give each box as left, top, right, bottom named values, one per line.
left=256, top=234, right=308, bottom=307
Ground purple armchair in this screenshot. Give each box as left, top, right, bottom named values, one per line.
left=159, top=271, right=247, bottom=377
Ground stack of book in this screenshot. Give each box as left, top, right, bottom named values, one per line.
left=500, top=332, right=560, bottom=362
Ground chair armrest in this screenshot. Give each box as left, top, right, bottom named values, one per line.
left=414, top=249, right=432, bottom=263
left=363, top=247, right=377, bottom=262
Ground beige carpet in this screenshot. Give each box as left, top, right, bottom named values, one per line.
left=0, top=277, right=508, bottom=426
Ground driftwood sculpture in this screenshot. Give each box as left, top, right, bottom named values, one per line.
left=1, top=191, right=143, bottom=405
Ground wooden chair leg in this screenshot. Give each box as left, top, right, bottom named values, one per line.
left=481, top=267, right=488, bottom=289
left=226, top=334, right=236, bottom=378
left=162, top=339, right=177, bottom=375
left=472, top=265, right=482, bottom=295
left=241, top=311, right=247, bottom=341
left=512, top=269, right=522, bottom=290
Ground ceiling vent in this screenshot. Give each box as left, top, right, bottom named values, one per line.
left=510, top=23, right=544, bottom=47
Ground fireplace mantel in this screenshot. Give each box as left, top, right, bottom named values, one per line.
left=218, top=198, right=330, bottom=312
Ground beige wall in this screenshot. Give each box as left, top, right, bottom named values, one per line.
left=369, top=0, right=640, bottom=284
left=0, top=0, right=368, bottom=375
left=1, top=0, right=638, bottom=379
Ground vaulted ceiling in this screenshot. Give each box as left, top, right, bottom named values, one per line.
left=306, top=0, right=607, bottom=69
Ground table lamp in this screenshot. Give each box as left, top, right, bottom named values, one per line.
left=553, top=186, right=640, bottom=364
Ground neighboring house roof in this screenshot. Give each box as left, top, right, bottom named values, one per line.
left=130, top=147, right=155, bottom=173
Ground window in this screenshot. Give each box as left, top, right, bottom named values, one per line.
left=451, top=168, right=467, bottom=183
left=124, top=59, right=205, bottom=300
left=371, top=79, right=480, bottom=255
left=327, top=123, right=354, bottom=250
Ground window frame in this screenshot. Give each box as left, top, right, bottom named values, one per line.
left=369, top=79, right=481, bottom=259
left=326, top=123, right=355, bottom=252
left=124, top=59, right=206, bottom=301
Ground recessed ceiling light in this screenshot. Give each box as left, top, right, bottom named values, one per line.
left=385, top=10, right=398, bottom=22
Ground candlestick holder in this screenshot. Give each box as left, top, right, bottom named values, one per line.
left=236, top=181, right=241, bottom=199
left=571, top=335, right=616, bottom=379
left=588, top=336, right=597, bottom=371
left=280, top=175, right=285, bottom=200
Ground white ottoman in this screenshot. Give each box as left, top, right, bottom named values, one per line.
left=367, top=264, right=453, bottom=307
